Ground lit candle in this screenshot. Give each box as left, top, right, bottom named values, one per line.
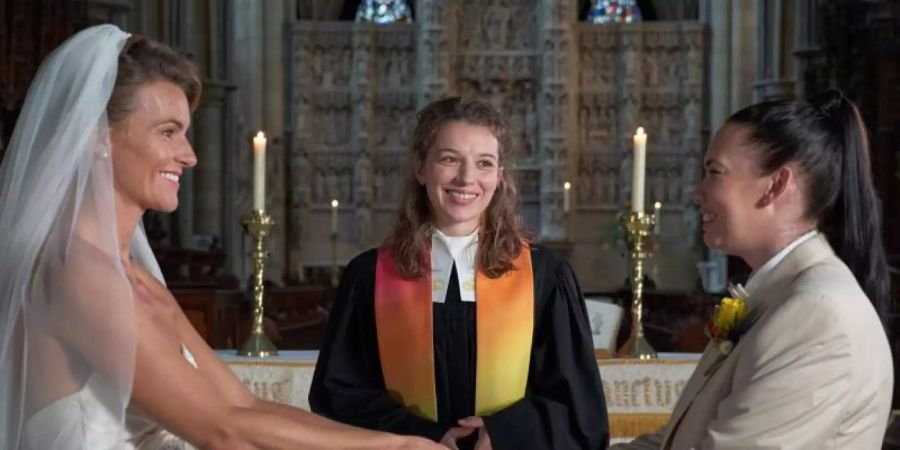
left=654, top=201, right=662, bottom=234
left=331, top=199, right=339, bottom=234
left=632, top=127, right=647, bottom=213
left=252, top=131, right=267, bottom=211
left=563, top=181, right=571, bottom=213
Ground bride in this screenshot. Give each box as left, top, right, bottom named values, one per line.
left=0, top=24, right=445, bottom=450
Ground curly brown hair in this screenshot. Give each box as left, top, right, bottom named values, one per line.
left=385, top=97, right=527, bottom=279
left=107, top=35, right=202, bottom=123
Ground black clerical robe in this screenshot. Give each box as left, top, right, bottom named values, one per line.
left=309, top=245, right=609, bottom=450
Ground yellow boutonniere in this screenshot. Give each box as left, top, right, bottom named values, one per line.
left=707, top=284, right=754, bottom=355
left=713, top=297, right=748, bottom=333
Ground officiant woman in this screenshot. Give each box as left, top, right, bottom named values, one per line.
left=310, top=97, right=609, bottom=450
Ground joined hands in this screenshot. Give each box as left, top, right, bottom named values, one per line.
left=439, top=416, right=492, bottom=450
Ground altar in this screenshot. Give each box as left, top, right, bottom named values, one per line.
left=220, top=351, right=700, bottom=443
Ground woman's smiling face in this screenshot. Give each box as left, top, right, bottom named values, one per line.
left=416, top=120, right=502, bottom=236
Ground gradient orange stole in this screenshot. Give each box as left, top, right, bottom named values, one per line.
left=374, top=245, right=534, bottom=422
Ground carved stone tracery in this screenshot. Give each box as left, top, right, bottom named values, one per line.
left=287, top=1, right=706, bottom=289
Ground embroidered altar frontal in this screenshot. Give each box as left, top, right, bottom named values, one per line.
left=215, top=351, right=699, bottom=444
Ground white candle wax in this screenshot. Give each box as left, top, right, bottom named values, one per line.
left=632, top=127, right=647, bottom=213
left=331, top=199, right=339, bottom=234
left=252, top=131, right=267, bottom=211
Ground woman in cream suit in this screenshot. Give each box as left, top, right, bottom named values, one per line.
left=614, top=90, right=893, bottom=449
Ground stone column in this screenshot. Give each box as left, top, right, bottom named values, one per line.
left=537, top=0, right=577, bottom=240
left=792, top=0, right=826, bottom=99
left=702, top=0, right=759, bottom=130
left=753, top=0, right=796, bottom=102
left=192, top=83, right=226, bottom=242
left=170, top=0, right=195, bottom=248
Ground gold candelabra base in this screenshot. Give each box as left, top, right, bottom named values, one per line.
left=237, top=209, right=278, bottom=358
left=238, top=332, right=279, bottom=358
left=617, top=210, right=658, bottom=360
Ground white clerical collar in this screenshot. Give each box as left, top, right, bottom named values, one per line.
left=744, top=230, right=818, bottom=295
left=431, top=229, right=478, bottom=303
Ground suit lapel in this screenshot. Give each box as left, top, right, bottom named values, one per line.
left=661, top=345, right=730, bottom=448
left=662, top=235, right=835, bottom=448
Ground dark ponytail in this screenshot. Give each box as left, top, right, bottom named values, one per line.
left=728, top=89, right=891, bottom=325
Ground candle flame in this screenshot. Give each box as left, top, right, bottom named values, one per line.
left=654, top=201, right=662, bottom=209
left=255, top=131, right=265, bottom=140
left=563, top=181, right=571, bottom=190
left=636, top=127, right=645, bottom=136
left=331, top=199, right=339, bottom=208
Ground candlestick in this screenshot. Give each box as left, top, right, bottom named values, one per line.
left=238, top=210, right=277, bottom=357
left=618, top=210, right=658, bottom=360
left=653, top=201, right=662, bottom=235
left=330, top=199, right=339, bottom=234
left=563, top=181, right=571, bottom=213
left=252, top=131, right=267, bottom=211
left=330, top=199, right=339, bottom=286
left=632, top=127, right=646, bottom=213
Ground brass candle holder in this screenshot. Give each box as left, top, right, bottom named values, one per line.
left=618, top=210, right=658, bottom=359
left=238, top=209, right=278, bottom=357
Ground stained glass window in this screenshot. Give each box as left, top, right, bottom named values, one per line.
left=586, top=0, right=642, bottom=24
left=355, top=0, right=413, bottom=24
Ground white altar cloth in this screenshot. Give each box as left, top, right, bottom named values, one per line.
left=219, top=350, right=699, bottom=442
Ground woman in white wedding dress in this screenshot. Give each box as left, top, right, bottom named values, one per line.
left=0, top=24, right=445, bottom=450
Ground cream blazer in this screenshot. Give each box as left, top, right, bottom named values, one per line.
left=613, top=235, right=893, bottom=449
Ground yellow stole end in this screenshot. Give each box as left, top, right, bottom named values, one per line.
left=374, top=245, right=534, bottom=422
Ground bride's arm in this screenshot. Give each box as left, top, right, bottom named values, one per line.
left=130, top=280, right=441, bottom=450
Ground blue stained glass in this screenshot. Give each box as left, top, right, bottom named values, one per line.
left=356, top=0, right=413, bottom=24
left=586, top=0, right=642, bottom=24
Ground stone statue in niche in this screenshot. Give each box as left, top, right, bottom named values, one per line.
left=355, top=204, right=373, bottom=246
left=659, top=112, right=673, bottom=144
left=314, top=166, right=326, bottom=203
left=618, top=154, right=632, bottom=207
left=591, top=167, right=604, bottom=203
left=578, top=167, right=591, bottom=203
left=621, top=101, right=637, bottom=137
left=644, top=55, right=659, bottom=86
left=373, top=167, right=384, bottom=205
left=354, top=150, right=374, bottom=206
left=292, top=152, right=313, bottom=246
left=684, top=100, right=699, bottom=135
left=326, top=171, right=339, bottom=203
left=353, top=150, right=374, bottom=244
left=680, top=155, right=699, bottom=207
left=341, top=167, right=352, bottom=202
left=652, top=168, right=665, bottom=204
left=686, top=49, right=702, bottom=82
left=481, top=6, right=509, bottom=50
left=605, top=167, right=617, bottom=205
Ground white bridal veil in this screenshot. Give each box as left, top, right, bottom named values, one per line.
left=0, top=24, right=161, bottom=449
